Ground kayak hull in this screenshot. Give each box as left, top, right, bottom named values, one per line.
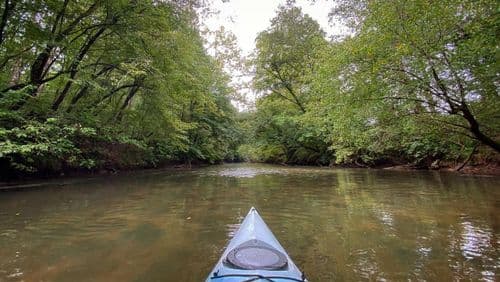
left=205, top=207, right=305, bottom=282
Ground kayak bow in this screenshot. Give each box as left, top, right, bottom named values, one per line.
left=206, top=207, right=306, bottom=282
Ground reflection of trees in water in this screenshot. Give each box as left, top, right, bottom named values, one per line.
left=446, top=218, right=497, bottom=282
left=324, top=168, right=499, bottom=281
left=0, top=164, right=498, bottom=281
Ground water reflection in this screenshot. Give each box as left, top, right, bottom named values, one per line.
left=349, top=248, right=381, bottom=280
left=460, top=220, right=492, bottom=259
left=226, top=223, right=242, bottom=238
left=0, top=163, right=498, bottom=281
left=217, top=166, right=285, bottom=178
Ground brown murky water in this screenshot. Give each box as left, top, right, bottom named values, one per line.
left=0, top=163, right=499, bottom=281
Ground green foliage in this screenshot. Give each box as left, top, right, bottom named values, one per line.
left=1, top=0, right=497, bottom=176
left=241, top=0, right=499, bottom=166
left=253, top=4, right=327, bottom=113
left=327, top=0, right=499, bottom=159
left=0, top=118, right=92, bottom=173
left=0, top=0, right=243, bottom=178
left=240, top=4, right=332, bottom=165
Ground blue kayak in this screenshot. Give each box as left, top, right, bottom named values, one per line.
left=206, top=207, right=307, bottom=282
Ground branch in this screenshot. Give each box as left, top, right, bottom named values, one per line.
left=382, top=66, right=440, bottom=94
left=424, top=116, right=470, bottom=130
left=270, top=89, right=296, bottom=104
left=57, top=1, right=100, bottom=40
left=52, top=23, right=109, bottom=110
left=0, top=45, right=32, bottom=70
left=40, top=70, right=71, bottom=83
left=98, top=83, right=140, bottom=104
left=51, top=0, right=70, bottom=35
left=455, top=144, right=478, bottom=171
left=0, top=83, right=27, bottom=94
left=441, top=50, right=466, bottom=100
left=267, top=64, right=306, bottom=113
left=371, top=95, right=452, bottom=113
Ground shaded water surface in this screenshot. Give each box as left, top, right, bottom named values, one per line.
left=0, top=164, right=499, bottom=281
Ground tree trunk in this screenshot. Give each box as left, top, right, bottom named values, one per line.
left=455, top=144, right=478, bottom=171
left=30, top=47, right=53, bottom=89
left=52, top=25, right=107, bottom=111
left=115, top=78, right=142, bottom=121
left=0, top=0, right=16, bottom=46
left=67, top=64, right=118, bottom=112
left=4, top=0, right=100, bottom=105
left=460, top=104, right=500, bottom=152
left=66, top=85, right=89, bottom=113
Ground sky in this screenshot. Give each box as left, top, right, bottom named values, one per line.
left=202, top=0, right=346, bottom=110
left=204, top=0, right=343, bottom=55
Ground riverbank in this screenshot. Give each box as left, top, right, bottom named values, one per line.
left=0, top=163, right=204, bottom=190
left=0, top=160, right=219, bottom=186
left=2, top=158, right=499, bottom=185
left=382, top=162, right=500, bottom=176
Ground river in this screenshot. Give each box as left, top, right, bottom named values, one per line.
left=0, top=163, right=499, bottom=281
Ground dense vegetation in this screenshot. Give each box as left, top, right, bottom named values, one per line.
left=1, top=0, right=498, bottom=178
left=239, top=0, right=499, bottom=168
left=0, top=0, right=242, bottom=178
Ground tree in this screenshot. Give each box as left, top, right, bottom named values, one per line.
left=0, top=0, right=243, bottom=177
left=253, top=4, right=327, bottom=113
left=242, top=4, right=332, bottom=165
left=329, top=0, right=500, bottom=152
left=243, top=0, right=498, bottom=166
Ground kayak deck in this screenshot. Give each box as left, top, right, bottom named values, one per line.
left=206, top=207, right=306, bottom=282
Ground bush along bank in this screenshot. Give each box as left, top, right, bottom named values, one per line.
left=0, top=118, right=242, bottom=179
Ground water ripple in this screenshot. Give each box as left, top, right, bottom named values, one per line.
left=217, top=167, right=285, bottom=178
left=460, top=220, right=492, bottom=260
left=0, top=163, right=498, bottom=282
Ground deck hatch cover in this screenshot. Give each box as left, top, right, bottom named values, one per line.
left=225, top=239, right=288, bottom=270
